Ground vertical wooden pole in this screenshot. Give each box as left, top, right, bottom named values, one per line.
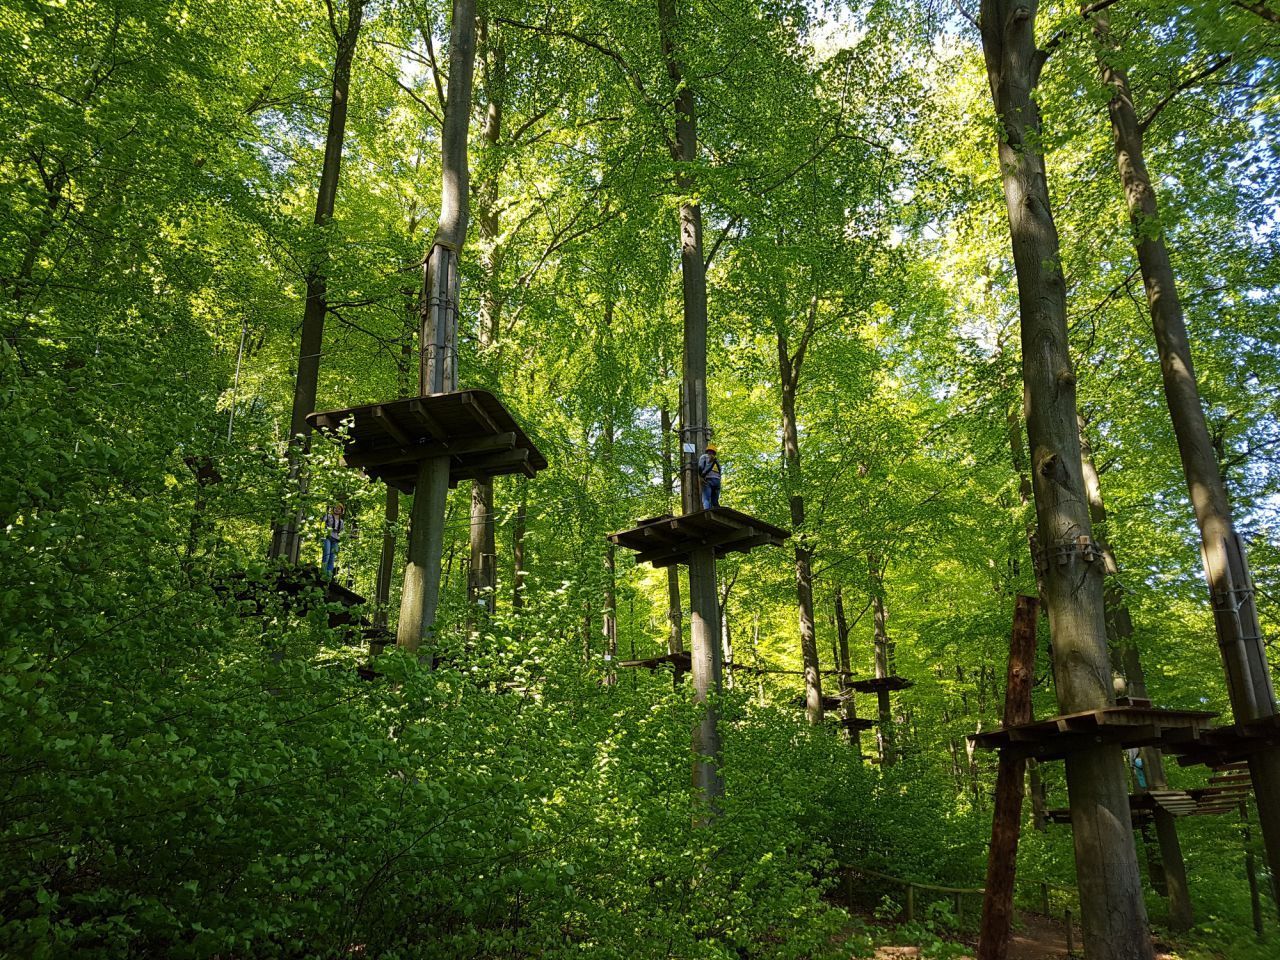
left=1241, top=798, right=1265, bottom=937
left=979, top=5, right=1153, bottom=955
left=906, top=883, right=915, bottom=923
left=658, top=0, right=722, bottom=820
left=977, top=594, right=1040, bottom=960
left=835, top=585, right=862, bottom=757
left=397, top=0, right=476, bottom=655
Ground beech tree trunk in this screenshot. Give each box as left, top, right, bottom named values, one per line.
left=1091, top=8, right=1280, bottom=889
left=1079, top=418, right=1193, bottom=929
left=658, top=0, right=723, bottom=817
left=661, top=405, right=684, bottom=653
left=398, top=0, right=477, bottom=653
left=979, top=4, right=1153, bottom=956
left=835, top=585, right=862, bottom=756
left=467, top=17, right=505, bottom=630
left=779, top=327, right=822, bottom=725
left=512, top=484, right=527, bottom=611
left=270, top=1, right=365, bottom=563
left=870, top=555, right=894, bottom=765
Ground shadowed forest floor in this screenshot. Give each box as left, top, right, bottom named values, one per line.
left=863, top=911, right=1180, bottom=960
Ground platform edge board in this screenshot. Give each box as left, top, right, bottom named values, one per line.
left=968, top=705, right=1219, bottom=758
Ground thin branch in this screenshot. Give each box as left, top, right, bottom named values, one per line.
left=1043, top=0, right=1127, bottom=58
left=1233, top=0, right=1280, bottom=24
left=703, top=216, right=740, bottom=270
left=422, top=22, right=447, bottom=115
left=370, top=60, right=443, bottom=125
left=1138, top=54, right=1232, bottom=133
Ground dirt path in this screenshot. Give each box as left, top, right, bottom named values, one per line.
left=869, top=911, right=1176, bottom=960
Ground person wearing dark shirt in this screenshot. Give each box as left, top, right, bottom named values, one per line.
left=697, top=445, right=721, bottom=510
left=322, top=503, right=344, bottom=577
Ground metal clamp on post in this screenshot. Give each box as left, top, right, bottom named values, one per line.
left=1034, top=535, right=1103, bottom=574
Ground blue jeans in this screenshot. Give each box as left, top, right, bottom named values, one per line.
left=322, top=536, right=340, bottom=576
left=701, top=476, right=721, bottom=511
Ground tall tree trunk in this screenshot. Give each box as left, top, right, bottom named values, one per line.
left=870, top=555, right=894, bottom=765
left=1079, top=417, right=1194, bottom=929
left=270, top=1, right=365, bottom=563
left=603, top=413, right=618, bottom=683
left=661, top=404, right=684, bottom=653
left=1090, top=8, right=1280, bottom=889
left=835, top=585, right=863, bottom=756
left=658, top=0, right=722, bottom=818
left=512, top=483, right=527, bottom=611
left=977, top=594, right=1040, bottom=960
left=467, top=16, right=505, bottom=629
left=780, top=330, right=822, bottom=725
left=979, top=4, right=1153, bottom=956
left=398, top=0, right=477, bottom=653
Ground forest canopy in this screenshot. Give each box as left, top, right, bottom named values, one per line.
left=2, top=0, right=1279, bottom=958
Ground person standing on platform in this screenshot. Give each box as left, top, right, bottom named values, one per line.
left=322, top=502, right=344, bottom=577
left=698, top=444, right=721, bottom=510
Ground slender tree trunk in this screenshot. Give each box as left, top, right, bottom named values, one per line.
left=658, top=0, right=722, bottom=818
left=512, top=484, right=527, bottom=611
left=467, top=17, right=505, bottom=629
left=871, top=555, right=894, bottom=765
left=835, top=585, right=863, bottom=756
left=780, top=333, right=822, bottom=725
left=1091, top=8, right=1280, bottom=889
left=398, top=0, right=477, bottom=653
left=270, top=1, right=365, bottom=563
left=603, top=414, right=618, bottom=683
left=1079, top=417, right=1194, bottom=929
left=979, top=4, right=1153, bottom=956
left=978, top=594, right=1039, bottom=960
left=661, top=404, right=684, bottom=653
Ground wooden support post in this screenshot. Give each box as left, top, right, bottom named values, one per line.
left=1040, top=881, right=1050, bottom=916
left=397, top=456, right=450, bottom=653
left=977, top=594, right=1039, bottom=960
left=1065, top=908, right=1075, bottom=957
left=374, top=486, right=398, bottom=629
left=688, top=545, right=723, bottom=819
left=906, top=883, right=915, bottom=923
left=395, top=0, right=476, bottom=654
left=1241, top=798, right=1265, bottom=938
left=843, top=868, right=855, bottom=909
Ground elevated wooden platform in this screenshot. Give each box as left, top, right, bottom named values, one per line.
left=608, top=507, right=789, bottom=569
left=850, top=675, right=913, bottom=695
left=792, top=693, right=849, bottom=712
left=617, top=651, right=692, bottom=675
left=840, top=716, right=878, bottom=732
left=306, top=390, right=547, bottom=493
left=1048, top=782, right=1251, bottom=825
left=1170, top=715, right=1280, bottom=768
left=969, top=705, right=1218, bottom=761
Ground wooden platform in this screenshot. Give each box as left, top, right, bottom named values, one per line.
left=968, top=705, right=1218, bottom=761
left=849, top=675, right=913, bottom=695
left=617, top=651, right=692, bottom=674
left=839, top=716, right=878, bottom=732
left=607, top=507, right=789, bottom=569
left=1048, top=783, right=1250, bottom=825
left=1170, top=714, right=1280, bottom=768
left=792, top=693, right=849, bottom=712
left=306, top=390, right=547, bottom=493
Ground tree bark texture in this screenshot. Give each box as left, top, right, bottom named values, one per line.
left=399, top=0, right=477, bottom=654
left=1089, top=6, right=1280, bottom=893
left=466, top=17, right=506, bottom=629
left=835, top=585, right=863, bottom=756
left=270, top=1, right=365, bottom=562
left=1079, top=416, right=1193, bottom=929
left=979, top=3, right=1152, bottom=956
left=658, top=0, right=723, bottom=816
left=780, top=331, right=822, bottom=725
left=661, top=405, right=684, bottom=653
left=977, top=594, right=1039, bottom=960
left=871, top=555, right=895, bottom=764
